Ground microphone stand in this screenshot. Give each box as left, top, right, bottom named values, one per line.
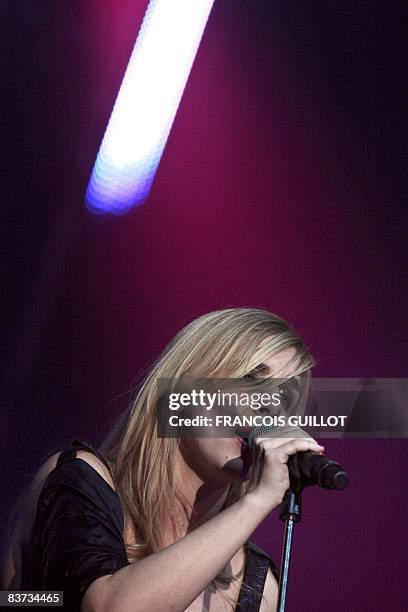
left=275, top=452, right=349, bottom=610
left=276, top=455, right=304, bottom=612
left=244, top=425, right=349, bottom=610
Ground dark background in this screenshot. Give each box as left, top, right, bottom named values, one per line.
left=1, top=1, right=407, bottom=609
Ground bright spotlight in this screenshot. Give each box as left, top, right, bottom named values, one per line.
left=85, top=0, right=215, bottom=215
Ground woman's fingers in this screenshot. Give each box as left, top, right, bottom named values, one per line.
left=254, top=436, right=324, bottom=464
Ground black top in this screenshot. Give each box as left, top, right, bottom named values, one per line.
left=18, top=439, right=278, bottom=611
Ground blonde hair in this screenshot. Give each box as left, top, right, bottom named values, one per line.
left=101, top=308, right=315, bottom=605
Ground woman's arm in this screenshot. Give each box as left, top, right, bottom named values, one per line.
left=83, top=492, right=268, bottom=612
left=82, top=436, right=324, bottom=612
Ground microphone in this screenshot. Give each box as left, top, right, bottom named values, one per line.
left=245, top=424, right=349, bottom=491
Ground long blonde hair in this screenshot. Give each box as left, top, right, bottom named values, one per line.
left=101, top=308, right=315, bottom=601
left=1, top=308, right=314, bottom=603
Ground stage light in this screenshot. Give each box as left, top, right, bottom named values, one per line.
left=85, top=0, right=215, bottom=216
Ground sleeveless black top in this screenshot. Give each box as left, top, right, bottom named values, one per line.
left=18, top=440, right=278, bottom=611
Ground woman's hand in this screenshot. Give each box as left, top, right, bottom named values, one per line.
left=246, top=428, right=324, bottom=512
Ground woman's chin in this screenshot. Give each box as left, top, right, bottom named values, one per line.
left=221, top=454, right=251, bottom=483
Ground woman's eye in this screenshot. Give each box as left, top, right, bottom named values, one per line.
left=279, top=389, right=291, bottom=405
left=243, top=364, right=269, bottom=380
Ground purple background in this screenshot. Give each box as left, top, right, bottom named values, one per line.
left=1, top=1, right=407, bottom=609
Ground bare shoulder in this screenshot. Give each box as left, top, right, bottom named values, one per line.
left=75, top=450, right=116, bottom=492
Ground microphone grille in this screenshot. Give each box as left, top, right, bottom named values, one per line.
left=247, top=424, right=276, bottom=450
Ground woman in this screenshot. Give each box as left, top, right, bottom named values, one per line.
left=1, top=308, right=323, bottom=611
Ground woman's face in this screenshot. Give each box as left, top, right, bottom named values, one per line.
left=178, top=346, right=299, bottom=486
